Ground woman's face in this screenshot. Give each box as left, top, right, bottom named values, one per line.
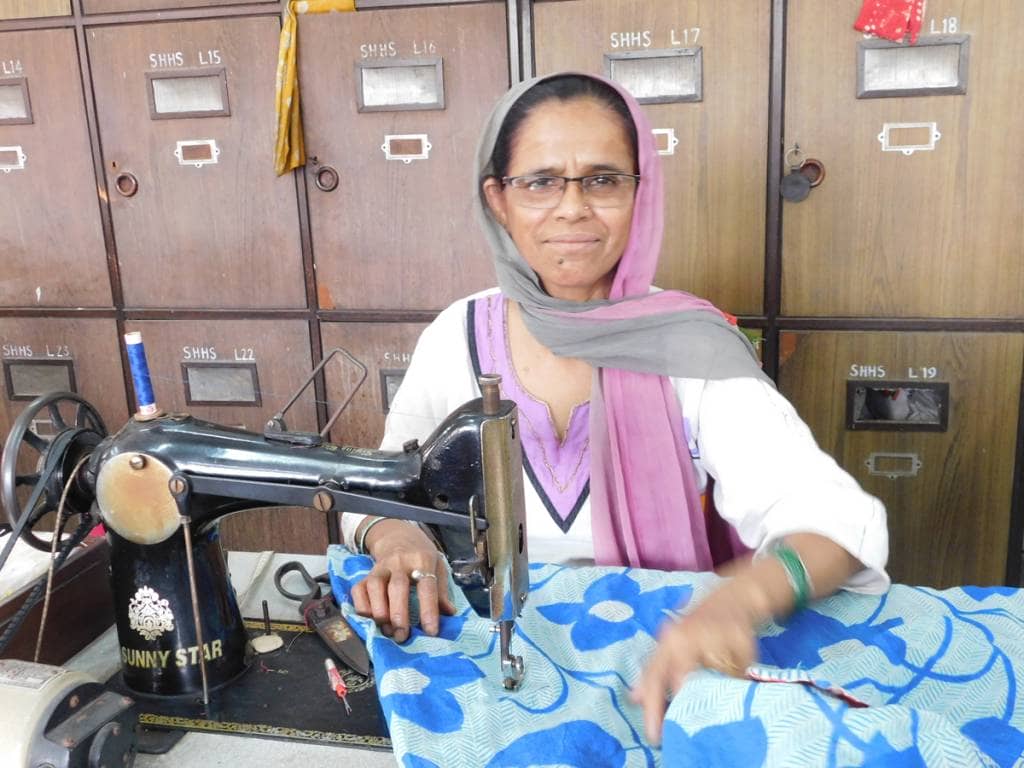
left=483, top=97, right=636, bottom=302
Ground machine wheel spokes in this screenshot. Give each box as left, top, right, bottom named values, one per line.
left=1, top=391, right=107, bottom=552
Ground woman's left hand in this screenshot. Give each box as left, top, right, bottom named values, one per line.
left=630, top=580, right=765, bottom=746
left=631, top=534, right=863, bottom=745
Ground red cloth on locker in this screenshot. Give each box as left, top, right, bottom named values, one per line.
left=854, top=0, right=926, bottom=44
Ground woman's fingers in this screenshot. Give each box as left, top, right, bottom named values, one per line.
left=353, top=542, right=454, bottom=641
left=350, top=578, right=370, bottom=617
left=701, top=631, right=755, bottom=678
left=630, top=634, right=696, bottom=745
left=387, top=571, right=412, bottom=643
left=414, top=569, right=441, bottom=635
left=632, top=596, right=760, bottom=746
left=361, top=566, right=395, bottom=634
left=413, top=554, right=460, bottom=633
left=436, top=558, right=457, bottom=617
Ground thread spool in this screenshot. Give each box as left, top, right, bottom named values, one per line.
left=124, top=331, right=160, bottom=419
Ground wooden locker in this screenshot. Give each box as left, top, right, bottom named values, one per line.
left=0, top=318, right=127, bottom=533
left=0, top=30, right=110, bottom=308
left=87, top=18, right=305, bottom=309
left=533, top=0, right=770, bottom=316
left=0, top=0, right=69, bottom=19
left=320, top=321, right=428, bottom=449
left=83, top=0, right=257, bottom=12
left=778, top=330, right=1023, bottom=587
left=783, top=0, right=1024, bottom=318
left=298, top=3, right=506, bottom=311
left=124, top=319, right=326, bottom=554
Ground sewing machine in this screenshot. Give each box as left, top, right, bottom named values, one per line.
left=0, top=351, right=529, bottom=713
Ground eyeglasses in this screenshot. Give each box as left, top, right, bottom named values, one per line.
left=501, top=173, right=641, bottom=209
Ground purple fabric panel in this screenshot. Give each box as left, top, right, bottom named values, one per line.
left=473, top=293, right=590, bottom=523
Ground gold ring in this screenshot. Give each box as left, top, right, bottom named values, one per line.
left=410, top=569, right=437, bottom=583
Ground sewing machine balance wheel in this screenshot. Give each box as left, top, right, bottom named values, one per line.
left=1, top=390, right=107, bottom=552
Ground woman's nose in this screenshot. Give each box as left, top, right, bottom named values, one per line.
left=552, top=179, right=591, bottom=218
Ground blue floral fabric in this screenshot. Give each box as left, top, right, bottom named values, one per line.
left=327, top=545, right=1024, bottom=768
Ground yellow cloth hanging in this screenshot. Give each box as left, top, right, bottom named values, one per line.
left=275, top=0, right=356, bottom=176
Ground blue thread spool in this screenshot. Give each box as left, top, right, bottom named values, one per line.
left=124, top=331, right=159, bottom=418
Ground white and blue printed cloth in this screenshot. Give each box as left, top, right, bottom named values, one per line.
left=327, top=545, right=1024, bottom=767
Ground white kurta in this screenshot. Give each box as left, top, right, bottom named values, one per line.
left=342, top=289, right=890, bottom=593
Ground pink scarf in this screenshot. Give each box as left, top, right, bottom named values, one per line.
left=585, top=81, right=730, bottom=571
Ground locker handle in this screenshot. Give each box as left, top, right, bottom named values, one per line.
left=314, top=165, right=339, bottom=193
left=114, top=172, right=139, bottom=198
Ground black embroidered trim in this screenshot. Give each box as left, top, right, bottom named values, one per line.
left=523, top=460, right=590, bottom=534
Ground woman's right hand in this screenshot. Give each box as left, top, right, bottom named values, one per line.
left=350, top=519, right=456, bottom=643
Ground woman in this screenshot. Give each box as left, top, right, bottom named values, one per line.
left=342, top=73, right=889, bottom=744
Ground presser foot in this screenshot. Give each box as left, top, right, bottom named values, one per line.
left=499, top=620, right=525, bottom=690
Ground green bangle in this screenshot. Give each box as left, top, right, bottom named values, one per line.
left=771, top=543, right=814, bottom=612
left=356, top=516, right=388, bottom=555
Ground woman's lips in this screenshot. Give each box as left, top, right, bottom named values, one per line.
left=546, top=234, right=601, bottom=253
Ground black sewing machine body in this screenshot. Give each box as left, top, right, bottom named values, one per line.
left=2, top=384, right=528, bottom=699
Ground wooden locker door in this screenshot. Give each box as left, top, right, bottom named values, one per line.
left=778, top=330, right=1023, bottom=588
left=1, top=319, right=127, bottom=528
left=125, top=319, right=326, bottom=554
left=783, top=0, right=1024, bottom=318
left=0, top=1, right=69, bottom=18
left=533, top=0, right=770, bottom=316
left=87, top=18, right=305, bottom=309
left=124, top=319, right=317, bottom=433
left=320, top=321, right=428, bottom=449
left=83, top=0, right=255, bottom=12
left=0, top=30, right=110, bottom=308
left=298, top=3, right=506, bottom=311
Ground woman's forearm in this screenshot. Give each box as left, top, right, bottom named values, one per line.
left=725, top=533, right=864, bottom=625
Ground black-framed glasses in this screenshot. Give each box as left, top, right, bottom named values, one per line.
left=501, top=173, right=641, bottom=209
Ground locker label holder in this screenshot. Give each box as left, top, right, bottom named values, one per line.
left=3, top=359, right=76, bottom=401
left=381, top=134, right=431, bottom=163
left=0, top=77, right=32, bottom=125
left=858, top=35, right=969, bottom=99
left=846, top=380, right=949, bottom=432
left=865, top=452, right=922, bottom=479
left=147, top=68, right=230, bottom=120
left=182, top=362, right=261, bottom=407
left=356, top=58, right=445, bottom=112
left=878, top=122, right=941, bottom=155
left=175, top=139, right=220, bottom=168
left=0, top=145, right=26, bottom=172
left=604, top=48, right=703, bottom=104
left=652, top=128, right=680, bottom=156
left=380, top=369, right=407, bottom=414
